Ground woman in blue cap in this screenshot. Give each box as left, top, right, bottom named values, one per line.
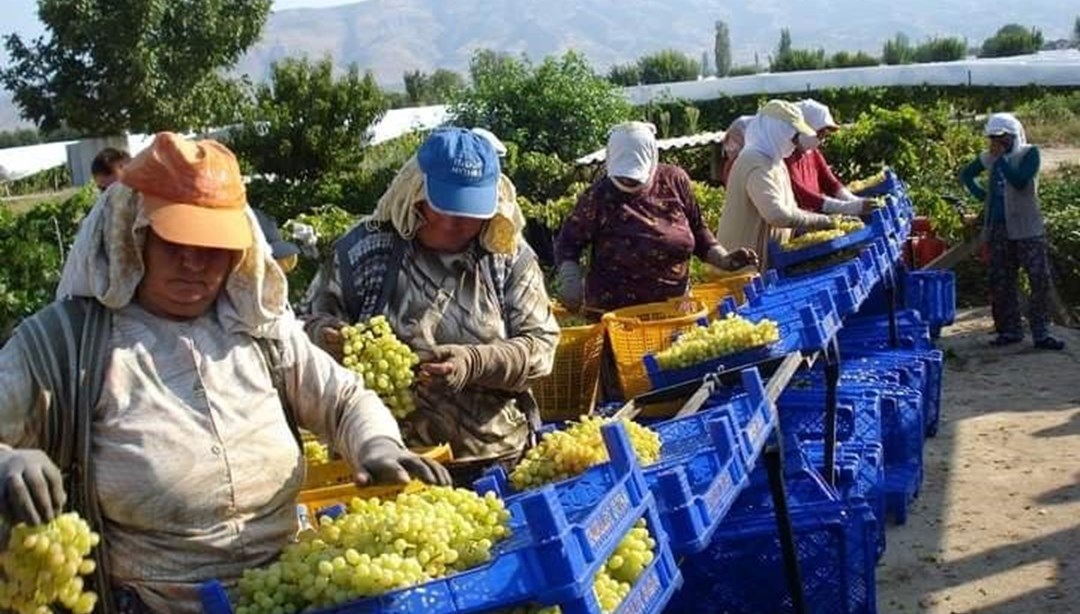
left=305, top=128, right=559, bottom=484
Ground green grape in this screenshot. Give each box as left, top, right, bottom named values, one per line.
left=654, top=314, right=780, bottom=371
left=781, top=217, right=865, bottom=251
left=340, top=315, right=420, bottom=419
left=785, top=247, right=862, bottom=275
left=509, top=417, right=661, bottom=491
left=303, top=441, right=330, bottom=465
left=0, top=513, right=101, bottom=614
left=230, top=486, right=512, bottom=614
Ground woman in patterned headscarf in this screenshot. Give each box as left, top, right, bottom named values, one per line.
left=960, top=113, right=1064, bottom=350
left=2, top=132, right=447, bottom=613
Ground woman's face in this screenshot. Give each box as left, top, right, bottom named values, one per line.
left=414, top=201, right=486, bottom=253
left=137, top=230, right=238, bottom=320
left=989, top=134, right=1014, bottom=155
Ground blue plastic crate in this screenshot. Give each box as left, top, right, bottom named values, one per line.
left=840, top=348, right=944, bottom=437
left=644, top=405, right=749, bottom=555
left=778, top=388, right=883, bottom=450
left=202, top=423, right=666, bottom=614
left=642, top=302, right=838, bottom=391
left=806, top=441, right=887, bottom=561
left=750, top=257, right=873, bottom=317
left=903, top=270, right=957, bottom=335
left=693, top=369, right=778, bottom=470
left=670, top=499, right=878, bottom=614
left=767, top=206, right=892, bottom=270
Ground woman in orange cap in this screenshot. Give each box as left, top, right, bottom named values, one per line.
left=0, top=132, right=449, bottom=613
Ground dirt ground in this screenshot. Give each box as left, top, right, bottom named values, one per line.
left=876, top=307, right=1080, bottom=613
left=1043, top=147, right=1080, bottom=173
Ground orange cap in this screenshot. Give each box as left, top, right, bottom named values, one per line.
left=120, top=132, right=252, bottom=250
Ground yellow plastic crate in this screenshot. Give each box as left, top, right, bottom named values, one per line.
left=602, top=297, right=709, bottom=399
left=689, top=272, right=758, bottom=320
left=532, top=305, right=606, bottom=422
left=302, top=443, right=453, bottom=490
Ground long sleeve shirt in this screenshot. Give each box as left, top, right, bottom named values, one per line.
left=960, top=147, right=1041, bottom=226
left=785, top=148, right=846, bottom=212
left=0, top=303, right=402, bottom=613
left=554, top=164, right=718, bottom=312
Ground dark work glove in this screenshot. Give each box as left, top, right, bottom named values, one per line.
left=0, top=448, right=66, bottom=525
left=354, top=437, right=452, bottom=487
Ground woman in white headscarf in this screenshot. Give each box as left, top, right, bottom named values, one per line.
left=960, top=113, right=1064, bottom=350
left=1, top=132, right=447, bottom=613
left=786, top=99, right=876, bottom=215
left=715, top=100, right=840, bottom=271
left=554, top=121, right=756, bottom=314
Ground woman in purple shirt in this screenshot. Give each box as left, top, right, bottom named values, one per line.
left=555, top=122, right=755, bottom=315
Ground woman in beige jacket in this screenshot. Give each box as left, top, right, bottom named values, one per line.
left=716, top=100, right=838, bottom=270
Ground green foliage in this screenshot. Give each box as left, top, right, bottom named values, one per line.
left=517, top=182, right=588, bottom=231
left=829, top=51, right=880, bottom=69
left=283, top=205, right=360, bottom=304
left=980, top=24, right=1044, bottom=58
left=505, top=150, right=577, bottom=204
left=226, top=57, right=389, bottom=221
left=1, top=165, right=72, bottom=197
left=778, top=29, right=793, bottom=57
left=821, top=103, right=983, bottom=241
left=637, top=50, right=700, bottom=85
left=1040, top=165, right=1080, bottom=305
left=714, top=21, right=732, bottom=77
left=728, top=65, right=763, bottom=77
left=453, top=50, right=633, bottom=163
left=912, top=37, right=968, bottom=62
left=691, top=181, right=726, bottom=230
left=883, top=33, right=913, bottom=65
left=608, top=63, right=642, bottom=87
left=403, top=69, right=465, bottom=105
left=772, top=48, right=828, bottom=72
left=1, top=0, right=270, bottom=134
left=0, top=186, right=96, bottom=338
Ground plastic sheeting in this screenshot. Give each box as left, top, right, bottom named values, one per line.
left=622, top=50, right=1080, bottom=106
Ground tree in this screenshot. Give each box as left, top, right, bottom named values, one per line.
left=980, top=24, right=1044, bottom=58
left=452, top=50, right=632, bottom=193
left=608, top=62, right=643, bottom=86
left=714, top=21, right=732, bottom=77
left=0, top=0, right=270, bottom=135
left=778, top=28, right=793, bottom=58
left=403, top=69, right=465, bottom=105
left=883, top=33, right=913, bottom=65
left=700, top=51, right=713, bottom=78
left=229, top=57, right=387, bottom=184
left=829, top=51, right=879, bottom=68
left=638, top=49, right=700, bottom=84
left=1072, top=16, right=1080, bottom=47
left=912, top=37, right=967, bottom=63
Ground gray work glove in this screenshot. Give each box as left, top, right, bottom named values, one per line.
left=354, top=436, right=451, bottom=487
left=417, top=341, right=532, bottom=393
left=0, top=448, right=66, bottom=525
left=303, top=314, right=349, bottom=362
left=807, top=213, right=841, bottom=231
left=704, top=245, right=760, bottom=271
left=556, top=261, right=585, bottom=313
left=821, top=196, right=876, bottom=216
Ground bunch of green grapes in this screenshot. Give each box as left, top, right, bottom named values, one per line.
left=509, top=417, right=661, bottom=491
left=0, top=513, right=101, bottom=614
left=303, top=440, right=330, bottom=465
left=781, top=218, right=865, bottom=251
left=231, top=486, right=512, bottom=614
left=495, top=519, right=658, bottom=614
left=341, top=316, right=420, bottom=419
left=654, top=314, right=780, bottom=371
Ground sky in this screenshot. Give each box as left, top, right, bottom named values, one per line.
left=3, top=0, right=365, bottom=44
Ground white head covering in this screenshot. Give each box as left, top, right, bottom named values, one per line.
left=743, top=114, right=799, bottom=162
left=364, top=155, right=525, bottom=255
left=796, top=99, right=839, bottom=132
left=55, top=184, right=294, bottom=340
left=984, top=113, right=1027, bottom=153
left=606, top=121, right=659, bottom=191
left=471, top=127, right=508, bottom=158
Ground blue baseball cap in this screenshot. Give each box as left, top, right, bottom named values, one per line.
left=417, top=127, right=500, bottom=219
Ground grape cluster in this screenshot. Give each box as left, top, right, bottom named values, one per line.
left=495, top=519, right=658, bottom=614
left=0, top=513, right=101, bottom=614
left=341, top=316, right=420, bottom=419
left=509, top=417, right=661, bottom=491
left=303, top=441, right=330, bottom=465
left=231, top=486, right=511, bottom=614
left=654, top=314, right=780, bottom=371
left=786, top=247, right=862, bottom=276
left=781, top=218, right=865, bottom=251
left=846, top=170, right=886, bottom=194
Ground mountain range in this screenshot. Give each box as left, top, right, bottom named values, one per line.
left=2, top=0, right=1077, bottom=130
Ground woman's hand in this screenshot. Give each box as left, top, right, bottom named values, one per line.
left=354, top=437, right=451, bottom=487
left=0, top=448, right=67, bottom=525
